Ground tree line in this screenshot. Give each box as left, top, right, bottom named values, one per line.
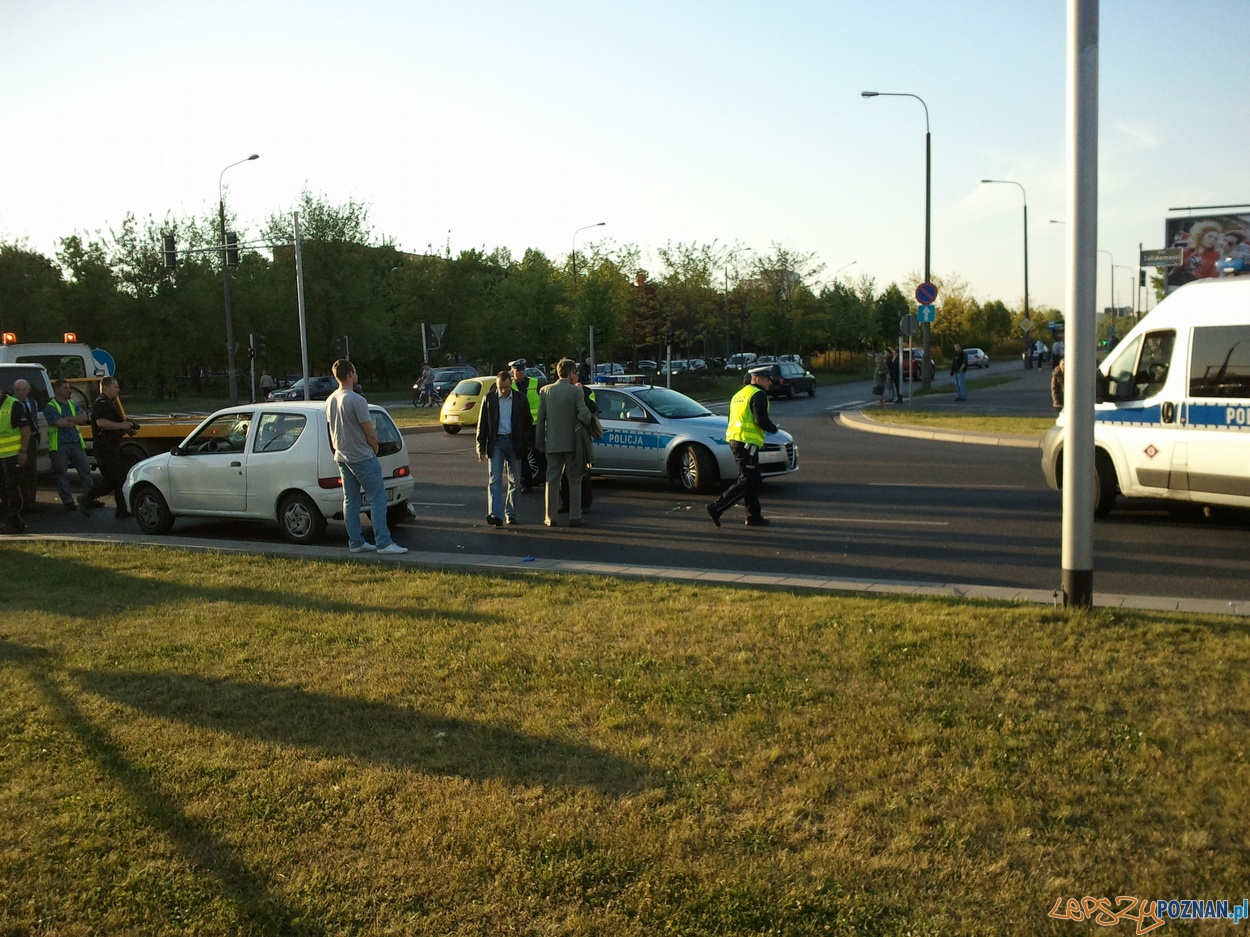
left=0, top=190, right=1059, bottom=396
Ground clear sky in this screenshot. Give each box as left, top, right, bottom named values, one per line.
left=2, top=0, right=1247, bottom=316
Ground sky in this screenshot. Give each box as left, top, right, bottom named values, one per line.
left=3, top=0, right=1248, bottom=318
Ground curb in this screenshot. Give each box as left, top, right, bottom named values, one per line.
left=837, top=409, right=1043, bottom=449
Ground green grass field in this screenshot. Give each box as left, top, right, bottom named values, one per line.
left=866, top=411, right=1056, bottom=437
left=3, top=542, right=1248, bottom=934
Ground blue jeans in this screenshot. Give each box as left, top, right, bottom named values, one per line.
left=488, top=435, right=520, bottom=520
left=953, top=371, right=967, bottom=399
left=339, top=456, right=394, bottom=550
left=52, top=444, right=94, bottom=504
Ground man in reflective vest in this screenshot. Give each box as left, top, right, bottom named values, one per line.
left=44, top=379, right=93, bottom=511
left=0, top=385, right=32, bottom=532
left=708, top=364, right=779, bottom=527
left=509, top=358, right=544, bottom=492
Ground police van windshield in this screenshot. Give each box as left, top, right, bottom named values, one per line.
left=632, top=387, right=712, bottom=419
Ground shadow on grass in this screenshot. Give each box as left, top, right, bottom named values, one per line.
left=75, top=669, right=650, bottom=795
left=1, top=544, right=501, bottom=626
left=1, top=639, right=320, bottom=936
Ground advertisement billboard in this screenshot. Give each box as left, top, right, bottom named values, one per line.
left=1164, top=213, right=1250, bottom=291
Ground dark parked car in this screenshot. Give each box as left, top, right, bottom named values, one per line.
left=766, top=361, right=816, bottom=398
left=432, top=366, right=478, bottom=398
left=267, top=376, right=337, bottom=401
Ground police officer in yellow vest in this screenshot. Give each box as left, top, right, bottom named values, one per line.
left=509, top=358, right=544, bottom=492
left=44, top=379, right=94, bottom=511
left=708, top=364, right=780, bottom=527
left=0, top=384, right=33, bottom=532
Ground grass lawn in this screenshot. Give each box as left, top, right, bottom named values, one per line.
left=866, top=411, right=1057, bottom=438
left=3, top=542, right=1249, bottom=934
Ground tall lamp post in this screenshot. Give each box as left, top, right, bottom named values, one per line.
left=723, top=247, right=746, bottom=358
left=1097, top=249, right=1115, bottom=339
left=219, top=153, right=259, bottom=404
left=862, top=90, right=933, bottom=388
left=572, top=222, right=606, bottom=373
left=981, top=179, right=1030, bottom=368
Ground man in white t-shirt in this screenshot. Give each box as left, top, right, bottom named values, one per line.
left=326, top=359, right=407, bottom=555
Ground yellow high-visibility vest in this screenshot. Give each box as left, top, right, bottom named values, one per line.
left=726, top=385, right=766, bottom=447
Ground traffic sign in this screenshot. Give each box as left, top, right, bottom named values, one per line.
left=1140, top=247, right=1183, bottom=267
left=916, top=281, right=938, bottom=305
left=916, top=304, right=936, bottom=323
left=1019, top=317, right=1032, bottom=333
left=92, top=348, right=116, bottom=377
left=899, top=314, right=919, bottom=337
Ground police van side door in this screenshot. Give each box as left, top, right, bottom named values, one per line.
left=1181, top=324, right=1250, bottom=500
left=1098, top=330, right=1176, bottom=497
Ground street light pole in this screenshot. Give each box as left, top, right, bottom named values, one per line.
left=1097, top=249, right=1115, bottom=338
left=572, top=222, right=606, bottom=375
left=723, top=247, right=747, bottom=359
left=862, top=91, right=933, bottom=388
left=981, top=179, right=1030, bottom=368
left=218, top=153, right=259, bottom=404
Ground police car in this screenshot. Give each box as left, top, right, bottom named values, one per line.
left=587, top=383, right=797, bottom=493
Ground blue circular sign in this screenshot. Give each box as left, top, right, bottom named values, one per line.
left=916, top=281, right=938, bottom=305
left=92, top=348, right=116, bottom=377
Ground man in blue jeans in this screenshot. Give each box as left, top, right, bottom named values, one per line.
left=44, top=379, right=94, bottom=511
left=950, top=343, right=969, bottom=401
left=326, top=359, right=408, bottom=555
left=475, top=370, right=532, bottom=526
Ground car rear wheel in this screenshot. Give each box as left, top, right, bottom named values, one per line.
left=806, top=385, right=816, bottom=398
left=278, top=492, right=327, bottom=544
left=676, top=443, right=717, bottom=493
left=1093, top=450, right=1118, bottom=517
left=132, top=485, right=174, bottom=535
left=443, top=424, right=461, bottom=434
left=387, top=500, right=410, bottom=527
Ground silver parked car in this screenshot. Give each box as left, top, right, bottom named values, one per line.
left=587, top=383, right=798, bottom=492
left=964, top=347, right=990, bottom=368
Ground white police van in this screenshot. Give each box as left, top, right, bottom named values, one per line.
left=1041, top=276, right=1250, bottom=515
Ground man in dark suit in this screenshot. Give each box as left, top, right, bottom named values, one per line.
left=476, top=370, right=534, bottom=526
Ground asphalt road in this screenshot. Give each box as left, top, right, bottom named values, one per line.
left=21, top=366, right=1250, bottom=603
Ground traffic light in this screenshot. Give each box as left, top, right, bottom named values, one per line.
left=163, top=235, right=177, bottom=269
left=1139, top=269, right=1147, bottom=287
left=225, top=232, right=240, bottom=267
left=254, top=333, right=266, bottom=359
left=335, top=336, right=346, bottom=357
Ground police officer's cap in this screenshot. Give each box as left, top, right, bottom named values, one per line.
left=748, top=364, right=780, bottom=381
left=508, top=358, right=527, bottom=370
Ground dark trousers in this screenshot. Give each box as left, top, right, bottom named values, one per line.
left=559, top=470, right=592, bottom=512
left=19, top=435, right=39, bottom=507
left=85, top=444, right=126, bottom=509
left=519, top=427, right=545, bottom=490
left=710, top=441, right=762, bottom=519
left=1, top=455, right=23, bottom=524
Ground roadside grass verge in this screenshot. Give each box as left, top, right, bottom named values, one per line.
left=384, top=404, right=444, bottom=429
left=866, top=410, right=1056, bottom=437
left=3, top=541, right=1249, bottom=934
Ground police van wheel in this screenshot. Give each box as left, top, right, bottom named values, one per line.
left=677, top=444, right=716, bottom=493
left=132, top=484, right=174, bottom=535
left=1093, top=451, right=1118, bottom=517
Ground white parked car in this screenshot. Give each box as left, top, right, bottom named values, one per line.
left=123, top=401, right=414, bottom=543
left=964, top=347, right=990, bottom=368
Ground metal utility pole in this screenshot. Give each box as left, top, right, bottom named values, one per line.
left=293, top=212, right=311, bottom=401
left=218, top=154, right=258, bottom=404
left=1061, top=0, right=1098, bottom=609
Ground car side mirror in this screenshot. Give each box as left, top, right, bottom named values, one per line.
left=1094, top=372, right=1111, bottom=404
left=170, top=444, right=185, bottom=456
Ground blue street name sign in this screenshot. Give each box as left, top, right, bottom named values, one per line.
left=917, top=304, right=936, bottom=323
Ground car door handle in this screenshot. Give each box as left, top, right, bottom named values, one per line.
left=230, top=461, right=242, bottom=467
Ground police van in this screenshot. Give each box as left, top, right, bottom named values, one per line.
left=1041, top=276, right=1250, bottom=515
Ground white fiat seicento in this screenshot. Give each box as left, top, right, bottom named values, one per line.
left=1042, top=275, right=1250, bottom=515
left=123, top=400, right=414, bottom=543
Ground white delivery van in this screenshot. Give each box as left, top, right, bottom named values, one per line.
left=1041, top=276, right=1250, bottom=515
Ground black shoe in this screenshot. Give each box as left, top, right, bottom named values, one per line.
left=707, top=504, right=721, bottom=527
left=61, top=502, right=77, bottom=513
left=505, top=516, right=518, bottom=525
left=487, top=515, right=503, bottom=527
left=568, top=518, right=584, bottom=528
left=78, top=496, right=104, bottom=512
left=744, top=515, right=770, bottom=527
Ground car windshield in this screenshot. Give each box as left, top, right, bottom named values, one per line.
left=632, top=387, right=711, bottom=419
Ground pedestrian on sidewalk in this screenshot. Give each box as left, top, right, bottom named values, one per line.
left=872, top=354, right=888, bottom=406
left=950, top=343, right=969, bottom=401
left=885, top=348, right=901, bottom=403
left=1051, top=357, right=1066, bottom=410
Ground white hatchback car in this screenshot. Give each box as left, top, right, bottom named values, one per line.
left=123, top=401, right=414, bottom=544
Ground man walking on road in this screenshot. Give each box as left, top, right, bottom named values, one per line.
left=535, top=358, right=591, bottom=528
left=950, top=343, right=969, bottom=401
left=708, top=364, right=780, bottom=528
left=327, top=359, right=407, bottom=555
left=476, top=370, right=532, bottom=526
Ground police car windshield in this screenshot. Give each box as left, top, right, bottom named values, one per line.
left=632, top=387, right=711, bottom=419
